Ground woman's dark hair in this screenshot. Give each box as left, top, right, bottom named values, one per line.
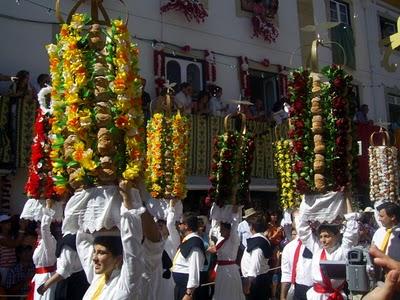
left=248, top=213, right=267, bottom=233
left=93, top=236, right=123, bottom=257
left=317, top=224, right=340, bottom=236
left=220, top=222, right=232, bottom=231
left=181, top=212, right=199, bottom=232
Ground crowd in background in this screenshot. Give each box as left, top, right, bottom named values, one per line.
left=0, top=202, right=384, bottom=299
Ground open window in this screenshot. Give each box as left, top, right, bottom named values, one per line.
left=249, top=69, right=279, bottom=116
left=165, top=56, right=204, bottom=94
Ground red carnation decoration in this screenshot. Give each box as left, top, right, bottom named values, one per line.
left=293, top=99, right=305, bottom=113
left=293, top=141, right=304, bottom=153
left=296, top=178, right=309, bottom=194
left=294, top=119, right=305, bottom=129
left=294, top=161, right=304, bottom=173
left=288, top=129, right=295, bottom=139
left=333, top=78, right=344, bottom=89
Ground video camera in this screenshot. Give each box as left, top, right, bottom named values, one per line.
left=346, top=247, right=378, bottom=293
left=320, top=247, right=378, bottom=294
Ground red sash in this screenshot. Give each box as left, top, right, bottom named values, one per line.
left=36, top=265, right=56, bottom=274
left=27, top=265, right=57, bottom=300
left=314, top=249, right=344, bottom=300
left=215, top=238, right=226, bottom=250
left=291, top=239, right=302, bottom=284
left=217, top=260, right=236, bottom=266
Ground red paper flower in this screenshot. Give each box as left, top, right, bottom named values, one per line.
left=181, top=45, right=191, bottom=52
left=296, top=178, right=309, bottom=194
left=293, top=141, right=304, bottom=153
left=294, top=161, right=304, bottom=173
left=288, top=129, right=295, bottom=139
left=261, top=58, right=270, bottom=67
left=333, top=78, right=344, bottom=89
left=294, top=119, right=305, bottom=129
left=293, top=99, right=305, bottom=113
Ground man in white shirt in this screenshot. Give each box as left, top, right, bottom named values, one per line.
left=241, top=213, right=273, bottom=300
left=172, top=212, right=205, bottom=300
left=280, top=227, right=313, bottom=300
left=238, top=208, right=256, bottom=249
left=372, top=202, right=400, bottom=262
left=174, top=82, right=193, bottom=114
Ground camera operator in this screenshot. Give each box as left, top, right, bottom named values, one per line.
left=372, top=202, right=400, bottom=262
left=362, top=246, right=400, bottom=300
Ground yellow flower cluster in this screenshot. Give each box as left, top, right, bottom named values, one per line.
left=171, top=112, right=189, bottom=199
left=146, top=113, right=165, bottom=198
left=111, top=20, right=144, bottom=181
left=146, top=112, right=189, bottom=200
left=274, top=139, right=300, bottom=209
left=47, top=15, right=90, bottom=195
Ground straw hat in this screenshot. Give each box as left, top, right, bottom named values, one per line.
left=243, top=208, right=256, bottom=219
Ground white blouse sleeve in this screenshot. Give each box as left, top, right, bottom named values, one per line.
left=298, top=215, right=317, bottom=252
left=76, top=231, right=95, bottom=283
left=40, top=208, right=57, bottom=264
left=280, top=244, right=292, bottom=283
left=56, top=247, right=80, bottom=279
left=187, top=248, right=205, bottom=289
left=117, top=205, right=145, bottom=295
left=341, top=212, right=360, bottom=251
left=166, top=205, right=181, bottom=254
left=248, top=248, right=264, bottom=278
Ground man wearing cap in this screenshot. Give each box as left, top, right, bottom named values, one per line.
left=238, top=208, right=256, bottom=249
left=372, top=202, right=400, bottom=261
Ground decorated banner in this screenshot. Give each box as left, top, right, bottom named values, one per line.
left=145, top=109, right=190, bottom=200
left=206, top=113, right=255, bottom=207
left=369, top=129, right=399, bottom=203
left=47, top=14, right=144, bottom=196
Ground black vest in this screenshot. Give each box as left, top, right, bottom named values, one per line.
left=246, top=236, right=273, bottom=258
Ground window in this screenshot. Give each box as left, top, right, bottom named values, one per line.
left=329, top=0, right=355, bottom=68
left=165, top=57, right=204, bottom=93
left=380, top=16, right=397, bottom=40
left=329, top=0, right=350, bottom=27
left=249, top=70, right=279, bottom=115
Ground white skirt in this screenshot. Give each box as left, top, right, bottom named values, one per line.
left=157, top=276, right=175, bottom=300
left=32, top=272, right=56, bottom=300
left=213, top=264, right=245, bottom=300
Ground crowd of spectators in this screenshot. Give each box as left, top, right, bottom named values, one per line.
left=142, top=81, right=274, bottom=122
left=0, top=214, right=45, bottom=298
